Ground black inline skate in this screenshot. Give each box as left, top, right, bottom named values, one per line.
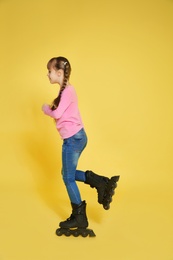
left=85, top=170, right=120, bottom=210
left=56, top=201, right=96, bottom=237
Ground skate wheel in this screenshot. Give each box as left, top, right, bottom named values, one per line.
left=65, top=230, right=71, bottom=236
left=56, top=228, right=62, bottom=236
left=104, top=197, right=112, bottom=204
left=81, top=231, right=88, bottom=237
left=110, top=190, right=115, bottom=196
left=112, top=182, right=117, bottom=189
left=103, top=204, right=110, bottom=210
left=73, top=230, right=79, bottom=237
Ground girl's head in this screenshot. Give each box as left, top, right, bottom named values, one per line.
left=47, top=56, right=71, bottom=86
left=47, top=57, right=72, bottom=110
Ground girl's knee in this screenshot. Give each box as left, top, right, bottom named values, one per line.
left=62, top=174, right=75, bottom=186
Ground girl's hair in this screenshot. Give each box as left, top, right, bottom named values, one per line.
left=47, top=56, right=71, bottom=110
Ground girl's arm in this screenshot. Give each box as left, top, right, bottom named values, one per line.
left=42, top=104, right=56, bottom=118
left=42, top=87, right=73, bottom=119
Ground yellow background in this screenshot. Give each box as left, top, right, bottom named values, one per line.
left=0, top=0, right=173, bottom=259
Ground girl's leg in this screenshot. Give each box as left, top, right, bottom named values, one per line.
left=75, top=170, right=86, bottom=182
left=62, top=129, right=87, bottom=205
left=62, top=150, right=82, bottom=205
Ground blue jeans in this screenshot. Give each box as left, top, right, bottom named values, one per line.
left=62, top=128, right=87, bottom=204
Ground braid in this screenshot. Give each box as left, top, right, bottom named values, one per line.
left=49, top=57, right=71, bottom=110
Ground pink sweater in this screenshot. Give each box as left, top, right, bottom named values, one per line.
left=42, top=85, right=84, bottom=139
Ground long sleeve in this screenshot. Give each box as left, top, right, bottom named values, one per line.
left=42, top=87, right=73, bottom=119
left=42, top=85, right=84, bottom=139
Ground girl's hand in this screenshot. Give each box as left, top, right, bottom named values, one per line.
left=42, top=104, right=50, bottom=114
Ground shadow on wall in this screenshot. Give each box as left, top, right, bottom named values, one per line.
left=22, top=130, right=104, bottom=223
left=21, top=129, right=70, bottom=219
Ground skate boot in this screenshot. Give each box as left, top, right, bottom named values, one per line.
left=56, top=201, right=96, bottom=237
left=85, top=170, right=120, bottom=210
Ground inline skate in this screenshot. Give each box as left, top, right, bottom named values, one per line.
left=85, top=170, right=120, bottom=210
left=56, top=201, right=96, bottom=237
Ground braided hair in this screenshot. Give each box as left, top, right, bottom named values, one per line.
left=47, top=57, right=71, bottom=111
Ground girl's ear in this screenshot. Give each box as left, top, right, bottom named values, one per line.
left=57, top=69, right=63, bottom=77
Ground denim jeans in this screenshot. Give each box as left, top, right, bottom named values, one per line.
left=62, top=128, right=87, bottom=204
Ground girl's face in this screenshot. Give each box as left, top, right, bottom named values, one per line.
left=47, top=66, right=63, bottom=85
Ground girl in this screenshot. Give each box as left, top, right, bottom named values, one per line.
left=42, top=56, right=119, bottom=237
